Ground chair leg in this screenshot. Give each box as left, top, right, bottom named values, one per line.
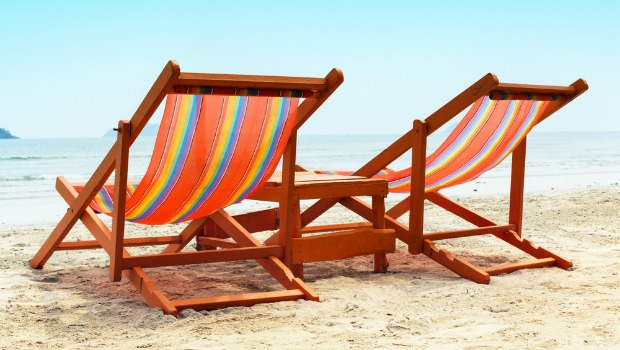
left=373, top=253, right=389, bottom=272
left=409, top=119, right=427, bottom=255
left=290, top=199, right=304, bottom=279
left=110, top=120, right=131, bottom=282
left=422, top=240, right=491, bottom=284
left=495, top=231, right=573, bottom=269
left=509, top=139, right=527, bottom=236
left=372, top=194, right=390, bottom=272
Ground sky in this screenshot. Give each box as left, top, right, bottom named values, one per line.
left=0, top=0, right=618, bottom=138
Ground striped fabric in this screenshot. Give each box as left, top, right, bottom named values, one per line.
left=78, top=93, right=299, bottom=224
left=385, top=96, right=550, bottom=193
left=173, top=86, right=314, bottom=98
left=316, top=95, right=555, bottom=194
left=73, top=183, right=138, bottom=214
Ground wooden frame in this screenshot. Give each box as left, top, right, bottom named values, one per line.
left=199, top=171, right=396, bottom=279
left=30, top=61, right=344, bottom=315
left=299, top=73, right=588, bottom=283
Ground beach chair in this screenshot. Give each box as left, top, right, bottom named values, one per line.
left=30, top=60, right=344, bottom=315
left=306, top=73, right=588, bottom=283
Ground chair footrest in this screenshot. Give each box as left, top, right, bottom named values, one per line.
left=292, top=228, right=395, bottom=264
left=484, top=257, right=557, bottom=276
left=171, top=289, right=306, bottom=312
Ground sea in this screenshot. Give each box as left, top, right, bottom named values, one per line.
left=1, top=132, right=619, bottom=228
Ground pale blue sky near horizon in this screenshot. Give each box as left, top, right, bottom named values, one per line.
left=0, top=0, right=618, bottom=139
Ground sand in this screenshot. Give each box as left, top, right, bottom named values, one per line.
left=1, top=188, right=619, bottom=349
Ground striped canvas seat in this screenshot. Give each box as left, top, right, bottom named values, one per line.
left=385, top=95, right=552, bottom=193
left=317, top=95, right=555, bottom=194
left=77, top=93, right=299, bottom=225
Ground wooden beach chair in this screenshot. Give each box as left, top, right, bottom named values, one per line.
left=30, top=60, right=344, bottom=316
left=306, top=73, right=588, bottom=283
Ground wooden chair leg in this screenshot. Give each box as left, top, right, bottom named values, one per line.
left=372, top=194, right=389, bottom=272
left=422, top=240, right=491, bottom=284
left=409, top=119, right=427, bottom=255
left=110, top=120, right=130, bottom=282
left=289, top=200, right=304, bottom=278
left=509, top=138, right=527, bottom=237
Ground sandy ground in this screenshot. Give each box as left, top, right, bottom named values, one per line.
left=1, top=188, right=619, bottom=349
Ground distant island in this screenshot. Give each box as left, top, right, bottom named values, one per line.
left=0, top=128, right=18, bottom=139
left=103, top=123, right=159, bottom=137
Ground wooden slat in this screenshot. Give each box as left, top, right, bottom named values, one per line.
left=176, top=72, right=327, bottom=90
left=294, top=181, right=388, bottom=200
left=301, top=222, right=372, bottom=234
left=196, top=237, right=240, bottom=249
left=251, top=173, right=388, bottom=201
left=291, top=228, right=395, bottom=264
left=171, top=290, right=305, bottom=311
left=492, top=83, right=576, bottom=95
left=122, top=246, right=284, bottom=269
left=484, top=258, right=556, bottom=276
left=423, top=225, right=516, bottom=241
left=58, top=235, right=182, bottom=250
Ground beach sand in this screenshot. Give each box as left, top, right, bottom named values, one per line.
left=1, top=188, right=619, bottom=349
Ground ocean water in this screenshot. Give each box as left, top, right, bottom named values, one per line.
left=1, top=132, right=619, bottom=227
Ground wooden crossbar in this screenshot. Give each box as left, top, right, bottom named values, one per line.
left=423, top=225, right=516, bottom=241
left=196, top=237, right=240, bottom=249
left=176, top=72, right=328, bottom=90
left=171, top=290, right=306, bottom=312
left=57, top=235, right=182, bottom=250
left=121, top=246, right=284, bottom=269
left=492, top=83, right=576, bottom=94
left=484, top=257, right=557, bottom=276
left=291, top=228, right=395, bottom=264
left=300, top=222, right=372, bottom=234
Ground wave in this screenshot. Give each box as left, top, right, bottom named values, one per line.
left=0, top=156, right=75, bottom=161
left=0, top=174, right=57, bottom=182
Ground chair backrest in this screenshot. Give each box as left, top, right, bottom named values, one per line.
left=86, top=92, right=302, bottom=224
left=382, top=93, right=570, bottom=193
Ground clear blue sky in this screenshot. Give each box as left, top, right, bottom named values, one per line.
left=1, top=0, right=618, bottom=138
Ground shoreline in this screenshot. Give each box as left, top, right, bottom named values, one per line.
left=2, top=187, right=620, bottom=348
